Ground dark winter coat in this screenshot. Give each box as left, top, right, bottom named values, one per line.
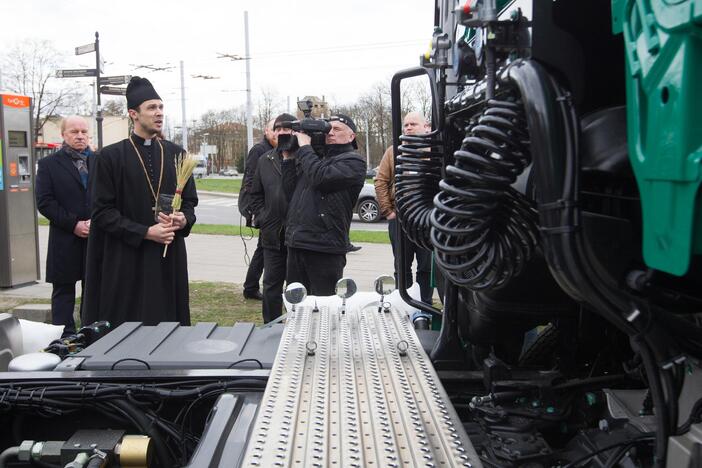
left=238, top=137, right=273, bottom=219
left=82, top=136, right=198, bottom=328
left=250, top=149, right=291, bottom=250
left=283, top=144, right=366, bottom=254
left=35, top=146, right=91, bottom=283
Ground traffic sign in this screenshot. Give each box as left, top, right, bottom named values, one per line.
left=99, top=75, right=132, bottom=86
left=100, top=86, right=127, bottom=96
left=55, top=69, right=97, bottom=78
left=75, top=43, right=96, bottom=55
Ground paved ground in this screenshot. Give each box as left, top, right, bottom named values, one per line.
left=0, top=225, right=395, bottom=301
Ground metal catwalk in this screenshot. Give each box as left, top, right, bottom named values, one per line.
left=243, top=298, right=481, bottom=467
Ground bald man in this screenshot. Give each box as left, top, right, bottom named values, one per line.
left=375, top=112, right=434, bottom=304
left=36, top=116, right=94, bottom=336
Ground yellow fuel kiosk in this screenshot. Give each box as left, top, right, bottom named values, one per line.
left=0, top=94, right=40, bottom=287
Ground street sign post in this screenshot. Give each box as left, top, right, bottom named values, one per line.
left=95, top=32, right=103, bottom=150
left=99, top=86, right=127, bottom=96
left=99, top=75, right=132, bottom=86
left=55, top=69, right=97, bottom=78
left=75, top=43, right=96, bottom=55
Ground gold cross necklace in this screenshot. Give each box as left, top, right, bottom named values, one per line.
left=128, top=135, right=165, bottom=214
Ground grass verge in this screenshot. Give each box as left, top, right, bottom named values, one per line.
left=189, top=281, right=262, bottom=325
left=191, top=223, right=389, bottom=243
left=195, top=178, right=241, bottom=194
left=39, top=219, right=390, bottom=243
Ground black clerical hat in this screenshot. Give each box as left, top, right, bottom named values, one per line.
left=126, top=76, right=161, bottom=110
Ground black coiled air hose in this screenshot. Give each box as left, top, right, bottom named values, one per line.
left=394, top=131, right=443, bottom=251
left=431, top=97, right=539, bottom=290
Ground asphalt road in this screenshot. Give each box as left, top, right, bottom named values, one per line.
left=196, top=193, right=389, bottom=232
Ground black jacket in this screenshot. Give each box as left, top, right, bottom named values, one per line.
left=35, top=147, right=91, bottom=283
left=238, top=137, right=273, bottom=219
left=250, top=149, right=290, bottom=250
left=283, top=144, right=366, bottom=254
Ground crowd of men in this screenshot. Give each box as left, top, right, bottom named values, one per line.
left=36, top=76, right=378, bottom=333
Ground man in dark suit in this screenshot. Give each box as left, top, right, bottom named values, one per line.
left=36, top=115, right=93, bottom=336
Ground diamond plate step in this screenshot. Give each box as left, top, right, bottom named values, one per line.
left=243, top=301, right=481, bottom=467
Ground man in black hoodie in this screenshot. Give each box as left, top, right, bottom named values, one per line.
left=282, top=114, right=366, bottom=295
left=249, top=113, right=295, bottom=322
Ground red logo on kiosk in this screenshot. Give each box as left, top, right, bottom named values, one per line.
left=2, top=95, right=30, bottom=108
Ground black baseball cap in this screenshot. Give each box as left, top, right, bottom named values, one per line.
left=329, top=114, right=357, bottom=133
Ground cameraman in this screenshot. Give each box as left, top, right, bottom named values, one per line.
left=281, top=114, right=366, bottom=295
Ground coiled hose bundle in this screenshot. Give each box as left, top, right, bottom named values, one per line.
left=431, top=97, right=539, bottom=290
left=394, top=131, right=444, bottom=251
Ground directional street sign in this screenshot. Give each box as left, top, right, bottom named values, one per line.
left=75, top=43, right=96, bottom=55
left=99, top=75, right=132, bottom=86
left=55, top=69, right=97, bottom=78
left=100, top=86, right=127, bottom=96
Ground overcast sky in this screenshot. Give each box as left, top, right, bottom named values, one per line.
left=0, top=0, right=435, bottom=126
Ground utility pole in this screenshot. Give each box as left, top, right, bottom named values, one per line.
left=365, top=119, right=371, bottom=167
left=95, top=31, right=103, bottom=149
left=180, top=60, right=188, bottom=152
left=244, top=11, right=253, bottom=152
left=287, top=95, right=291, bottom=114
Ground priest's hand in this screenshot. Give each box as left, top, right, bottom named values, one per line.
left=73, top=220, right=90, bottom=238
left=146, top=223, right=177, bottom=245
left=169, top=212, right=187, bottom=230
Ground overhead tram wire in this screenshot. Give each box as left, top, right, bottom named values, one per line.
left=170, top=38, right=428, bottom=67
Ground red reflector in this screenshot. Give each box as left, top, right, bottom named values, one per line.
left=463, top=2, right=471, bottom=14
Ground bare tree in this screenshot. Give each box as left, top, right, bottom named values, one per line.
left=254, top=86, right=282, bottom=131
left=1, top=39, right=80, bottom=142
left=102, top=99, right=126, bottom=116
left=404, top=78, right=433, bottom=122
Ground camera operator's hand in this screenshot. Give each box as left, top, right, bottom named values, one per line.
left=295, top=131, right=311, bottom=147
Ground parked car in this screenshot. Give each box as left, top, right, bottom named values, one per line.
left=366, top=167, right=377, bottom=179
left=193, top=160, right=207, bottom=179
left=354, top=183, right=382, bottom=223
left=219, top=169, right=239, bottom=177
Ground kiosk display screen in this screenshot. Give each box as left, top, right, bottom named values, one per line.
left=8, top=131, right=27, bottom=148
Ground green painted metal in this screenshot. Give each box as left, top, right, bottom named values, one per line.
left=613, top=0, right=702, bottom=275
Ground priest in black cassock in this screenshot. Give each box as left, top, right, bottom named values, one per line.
left=83, top=77, right=198, bottom=328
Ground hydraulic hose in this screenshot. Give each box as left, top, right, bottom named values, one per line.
left=395, top=131, right=443, bottom=252
left=0, top=446, right=19, bottom=468
left=109, top=399, right=173, bottom=468
left=431, top=97, right=539, bottom=290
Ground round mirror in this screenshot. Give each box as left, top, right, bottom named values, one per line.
left=374, top=275, right=395, bottom=296
left=284, top=282, right=307, bottom=304
left=335, top=278, right=357, bottom=299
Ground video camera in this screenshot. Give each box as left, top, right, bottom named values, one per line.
left=277, top=100, right=331, bottom=152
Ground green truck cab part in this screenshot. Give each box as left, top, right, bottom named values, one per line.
left=613, top=0, right=702, bottom=275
